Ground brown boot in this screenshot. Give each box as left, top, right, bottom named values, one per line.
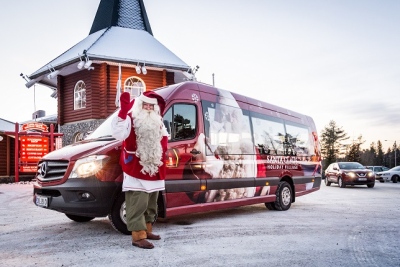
left=146, top=223, right=161, bottom=240
left=132, top=231, right=154, bottom=249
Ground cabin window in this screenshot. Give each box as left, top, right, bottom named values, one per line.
left=250, top=113, right=286, bottom=156
left=124, top=77, right=145, bottom=100
left=74, top=80, right=86, bottom=110
left=202, top=100, right=253, bottom=156
left=163, top=104, right=197, bottom=141
left=284, top=122, right=312, bottom=156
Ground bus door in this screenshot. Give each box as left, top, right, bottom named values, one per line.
left=163, top=101, right=207, bottom=206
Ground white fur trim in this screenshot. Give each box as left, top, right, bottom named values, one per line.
left=139, top=94, right=158, bottom=105
left=131, top=98, right=160, bottom=116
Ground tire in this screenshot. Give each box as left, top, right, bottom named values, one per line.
left=367, top=183, right=375, bottom=188
left=338, top=177, right=346, bottom=188
left=392, top=175, right=398, bottom=183
left=379, top=179, right=385, bottom=183
left=108, top=193, right=130, bottom=235
left=325, top=177, right=331, bottom=186
left=65, top=214, right=95, bottom=222
left=265, top=202, right=277, bottom=210
left=274, top=181, right=292, bottom=211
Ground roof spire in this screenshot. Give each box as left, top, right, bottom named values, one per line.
left=89, top=0, right=153, bottom=35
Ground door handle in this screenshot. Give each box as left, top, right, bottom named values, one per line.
left=190, top=149, right=201, bottom=155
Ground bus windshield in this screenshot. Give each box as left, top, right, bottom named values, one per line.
left=85, top=110, right=118, bottom=140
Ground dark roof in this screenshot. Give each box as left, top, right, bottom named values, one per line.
left=89, top=0, right=152, bottom=35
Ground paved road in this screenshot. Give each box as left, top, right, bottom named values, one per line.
left=1, top=181, right=399, bottom=267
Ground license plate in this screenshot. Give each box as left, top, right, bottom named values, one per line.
left=358, top=178, right=367, bottom=181
left=35, top=195, right=48, bottom=208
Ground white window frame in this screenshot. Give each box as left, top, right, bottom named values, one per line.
left=74, top=80, right=86, bottom=110
left=124, top=76, right=146, bottom=99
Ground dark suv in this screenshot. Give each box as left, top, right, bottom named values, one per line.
left=325, top=162, right=375, bottom=188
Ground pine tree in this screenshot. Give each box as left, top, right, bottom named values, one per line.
left=376, top=140, right=384, bottom=166
left=347, top=135, right=364, bottom=162
left=320, top=120, right=349, bottom=169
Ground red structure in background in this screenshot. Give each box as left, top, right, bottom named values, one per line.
left=5, top=123, right=63, bottom=182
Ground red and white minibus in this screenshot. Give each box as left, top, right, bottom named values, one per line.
left=33, top=81, right=322, bottom=234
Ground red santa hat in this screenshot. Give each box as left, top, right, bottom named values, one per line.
left=131, top=90, right=166, bottom=115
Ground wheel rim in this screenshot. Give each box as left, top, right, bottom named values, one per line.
left=120, top=201, right=127, bottom=224
left=282, top=187, right=291, bottom=206
left=338, top=178, right=342, bottom=187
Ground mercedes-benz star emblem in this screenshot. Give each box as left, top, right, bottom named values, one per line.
left=40, top=162, right=48, bottom=177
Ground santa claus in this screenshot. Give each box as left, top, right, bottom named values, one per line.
left=112, top=91, right=168, bottom=249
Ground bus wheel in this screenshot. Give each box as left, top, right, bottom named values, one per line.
left=274, top=181, right=292, bottom=211
left=65, top=214, right=94, bottom=222
left=108, top=193, right=130, bottom=235
left=265, top=202, right=276, bottom=210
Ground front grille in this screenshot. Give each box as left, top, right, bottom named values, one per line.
left=36, top=160, right=69, bottom=182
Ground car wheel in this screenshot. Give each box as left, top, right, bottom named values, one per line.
left=338, top=177, right=346, bottom=188
left=65, top=214, right=95, bottom=222
left=265, top=202, right=277, bottom=210
left=379, top=179, right=385, bottom=183
left=274, top=181, right=292, bottom=211
left=325, top=177, right=331, bottom=186
left=108, top=193, right=130, bottom=235
left=367, top=183, right=375, bottom=188
left=392, top=175, right=399, bottom=183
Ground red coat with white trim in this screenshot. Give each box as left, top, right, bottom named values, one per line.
left=120, top=114, right=168, bottom=181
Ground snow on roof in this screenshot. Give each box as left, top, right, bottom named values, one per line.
left=0, top=118, right=16, bottom=132
left=28, top=26, right=191, bottom=88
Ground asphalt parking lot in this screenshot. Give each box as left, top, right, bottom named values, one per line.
left=1, top=181, right=399, bottom=267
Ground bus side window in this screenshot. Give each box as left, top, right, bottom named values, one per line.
left=163, top=104, right=197, bottom=141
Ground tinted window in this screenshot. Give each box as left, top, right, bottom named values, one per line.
left=285, top=122, right=312, bottom=156
left=163, top=104, right=197, bottom=141
left=251, top=112, right=285, bottom=155
left=338, top=162, right=364, bottom=169
left=202, top=100, right=253, bottom=156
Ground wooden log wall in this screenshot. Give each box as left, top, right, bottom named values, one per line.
left=59, top=63, right=176, bottom=125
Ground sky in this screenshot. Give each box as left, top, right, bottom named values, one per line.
left=1, top=0, right=399, bottom=151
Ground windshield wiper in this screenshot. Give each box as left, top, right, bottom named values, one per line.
left=86, top=135, right=115, bottom=140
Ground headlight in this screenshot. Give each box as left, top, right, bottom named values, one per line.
left=367, top=172, right=374, bottom=177
left=69, top=155, right=109, bottom=178
left=344, top=172, right=355, bottom=178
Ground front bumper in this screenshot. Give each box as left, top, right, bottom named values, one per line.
left=343, top=176, right=375, bottom=185
left=33, top=178, right=121, bottom=217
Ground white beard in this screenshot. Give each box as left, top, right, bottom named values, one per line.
left=133, top=109, right=164, bottom=176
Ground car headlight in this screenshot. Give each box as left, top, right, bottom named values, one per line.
left=69, top=155, right=109, bottom=178
left=344, top=172, right=355, bottom=178
left=367, top=172, right=374, bottom=177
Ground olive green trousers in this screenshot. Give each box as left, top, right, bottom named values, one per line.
left=124, top=190, right=158, bottom=231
